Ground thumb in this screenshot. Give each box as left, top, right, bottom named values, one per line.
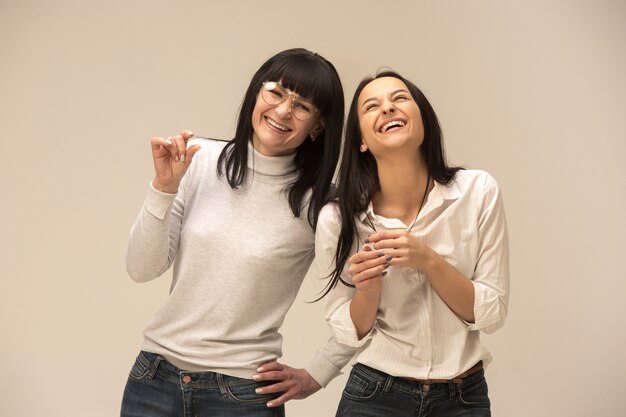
left=185, top=144, right=202, bottom=164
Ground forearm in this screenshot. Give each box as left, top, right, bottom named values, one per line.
left=126, top=185, right=179, bottom=282
left=349, top=288, right=380, bottom=339
left=423, top=250, right=475, bottom=322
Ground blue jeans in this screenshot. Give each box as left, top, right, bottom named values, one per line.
left=120, top=351, right=284, bottom=417
left=335, top=363, right=490, bottom=417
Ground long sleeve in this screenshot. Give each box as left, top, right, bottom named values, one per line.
left=466, top=173, right=510, bottom=334
left=304, top=204, right=358, bottom=386
left=125, top=180, right=185, bottom=283
left=309, top=170, right=510, bottom=380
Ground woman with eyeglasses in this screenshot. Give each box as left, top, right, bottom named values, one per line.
left=120, top=48, right=348, bottom=417
left=316, top=71, right=510, bottom=416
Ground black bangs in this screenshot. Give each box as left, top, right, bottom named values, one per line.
left=263, top=56, right=335, bottom=114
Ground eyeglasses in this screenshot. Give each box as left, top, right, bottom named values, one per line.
left=261, top=81, right=320, bottom=121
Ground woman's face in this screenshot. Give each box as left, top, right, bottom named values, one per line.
left=251, top=81, right=324, bottom=157
left=357, top=77, right=424, bottom=158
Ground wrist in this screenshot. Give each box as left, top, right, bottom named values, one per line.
left=152, top=179, right=178, bottom=194
left=421, top=247, right=442, bottom=276
left=354, top=285, right=381, bottom=300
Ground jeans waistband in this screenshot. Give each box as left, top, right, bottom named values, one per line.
left=135, top=350, right=253, bottom=389
left=352, top=362, right=485, bottom=395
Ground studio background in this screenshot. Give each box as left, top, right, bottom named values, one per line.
left=1, top=1, right=624, bottom=416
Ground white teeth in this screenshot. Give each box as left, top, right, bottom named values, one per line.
left=267, top=118, right=289, bottom=132
left=381, top=120, right=405, bottom=133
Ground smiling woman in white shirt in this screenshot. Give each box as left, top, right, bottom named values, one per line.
left=316, top=71, right=510, bottom=417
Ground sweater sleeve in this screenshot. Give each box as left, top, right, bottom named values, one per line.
left=125, top=180, right=185, bottom=283
left=304, top=204, right=359, bottom=386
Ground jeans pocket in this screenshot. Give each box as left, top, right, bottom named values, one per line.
left=342, top=372, right=381, bottom=401
left=128, top=351, right=155, bottom=382
left=225, top=379, right=276, bottom=405
left=457, top=376, right=491, bottom=409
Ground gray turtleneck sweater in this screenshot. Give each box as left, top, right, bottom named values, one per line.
left=126, top=138, right=350, bottom=385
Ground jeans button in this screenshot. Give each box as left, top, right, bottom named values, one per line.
left=182, top=375, right=191, bottom=384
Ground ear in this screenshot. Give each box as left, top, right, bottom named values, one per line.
left=359, top=142, right=368, bottom=153
left=310, top=118, right=325, bottom=140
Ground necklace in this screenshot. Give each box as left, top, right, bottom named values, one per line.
left=364, top=172, right=431, bottom=234
left=363, top=172, right=432, bottom=285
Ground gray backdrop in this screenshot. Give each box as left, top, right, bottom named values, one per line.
left=2, top=0, right=625, bottom=416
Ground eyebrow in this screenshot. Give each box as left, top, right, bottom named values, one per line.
left=361, top=89, right=410, bottom=108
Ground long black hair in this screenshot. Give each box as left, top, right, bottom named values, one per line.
left=320, top=70, right=462, bottom=297
left=217, top=48, right=344, bottom=229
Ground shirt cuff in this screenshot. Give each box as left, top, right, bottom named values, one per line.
left=145, top=181, right=177, bottom=220
left=465, top=281, right=507, bottom=333
left=329, top=302, right=374, bottom=348
left=305, top=351, right=343, bottom=388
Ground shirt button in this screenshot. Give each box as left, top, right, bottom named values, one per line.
left=182, top=375, right=191, bottom=384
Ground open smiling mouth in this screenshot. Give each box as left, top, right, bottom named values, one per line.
left=380, top=120, right=406, bottom=133
left=266, top=117, right=292, bottom=132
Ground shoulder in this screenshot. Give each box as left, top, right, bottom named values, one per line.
left=319, top=202, right=341, bottom=224
left=317, top=202, right=342, bottom=235
left=186, top=137, right=229, bottom=167
left=451, top=169, right=501, bottom=195
left=450, top=170, right=506, bottom=220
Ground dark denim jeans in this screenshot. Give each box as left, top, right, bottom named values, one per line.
left=335, top=363, right=490, bottom=417
left=120, top=351, right=284, bottom=417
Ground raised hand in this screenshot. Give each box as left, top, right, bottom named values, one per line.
left=366, top=229, right=433, bottom=271
left=345, top=245, right=390, bottom=339
left=368, top=229, right=476, bottom=321
left=151, top=130, right=201, bottom=193
left=347, top=245, right=391, bottom=293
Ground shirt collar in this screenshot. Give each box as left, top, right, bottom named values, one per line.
left=358, top=178, right=463, bottom=224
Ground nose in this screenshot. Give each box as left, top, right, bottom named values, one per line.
left=381, top=101, right=396, bottom=115
left=275, top=97, right=293, bottom=119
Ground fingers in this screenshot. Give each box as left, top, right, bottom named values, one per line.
left=352, top=263, right=387, bottom=286
left=349, top=247, right=386, bottom=266
left=256, top=361, right=283, bottom=373
left=180, top=129, right=194, bottom=140
left=252, top=365, right=293, bottom=407
left=149, top=131, right=199, bottom=193
left=174, top=130, right=195, bottom=162
left=169, top=134, right=187, bottom=162
left=266, top=391, right=291, bottom=408
left=367, top=229, right=405, bottom=245
left=251, top=366, right=321, bottom=407
left=368, top=230, right=414, bottom=252
left=349, top=248, right=391, bottom=278
left=253, top=361, right=287, bottom=384
left=256, top=380, right=288, bottom=397
left=151, top=130, right=195, bottom=162
left=150, top=136, right=172, bottom=153
left=253, top=370, right=286, bottom=383
left=186, top=143, right=202, bottom=164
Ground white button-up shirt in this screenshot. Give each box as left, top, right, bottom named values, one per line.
left=315, top=169, right=510, bottom=380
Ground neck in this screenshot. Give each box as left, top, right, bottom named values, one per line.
left=372, top=154, right=431, bottom=225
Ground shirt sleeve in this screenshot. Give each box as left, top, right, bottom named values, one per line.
left=125, top=180, right=185, bottom=282
left=304, top=204, right=360, bottom=386
left=304, top=336, right=356, bottom=388
left=466, top=173, right=510, bottom=334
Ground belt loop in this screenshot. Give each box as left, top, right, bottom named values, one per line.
left=147, top=355, right=163, bottom=379
left=448, top=380, right=456, bottom=400
left=382, top=375, right=394, bottom=393
left=216, top=373, right=228, bottom=396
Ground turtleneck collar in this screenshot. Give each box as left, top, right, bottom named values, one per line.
left=246, top=141, right=297, bottom=177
